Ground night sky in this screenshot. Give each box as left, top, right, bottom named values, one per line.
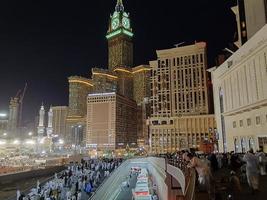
left=0, top=0, right=236, bottom=123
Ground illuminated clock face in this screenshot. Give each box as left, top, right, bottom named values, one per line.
left=122, top=17, right=130, bottom=29
left=113, top=11, right=118, bottom=18
left=112, top=18, right=120, bottom=30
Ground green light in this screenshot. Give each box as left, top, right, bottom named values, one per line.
left=122, top=29, right=133, bottom=37
left=123, top=12, right=129, bottom=17
left=106, top=29, right=122, bottom=39
left=106, top=29, right=134, bottom=39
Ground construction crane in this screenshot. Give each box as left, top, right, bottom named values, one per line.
left=18, top=83, right=27, bottom=129
left=174, top=42, right=185, bottom=48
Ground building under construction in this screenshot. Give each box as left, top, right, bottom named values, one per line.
left=7, top=84, right=27, bottom=138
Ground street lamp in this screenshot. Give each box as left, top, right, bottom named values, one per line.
left=3, top=133, right=7, bottom=136
left=28, top=132, right=33, bottom=136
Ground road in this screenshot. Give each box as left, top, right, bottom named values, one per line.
left=115, top=174, right=137, bottom=200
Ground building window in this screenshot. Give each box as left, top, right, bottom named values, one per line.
left=239, top=120, right=243, bottom=127
left=200, top=54, right=203, bottom=63
left=166, top=59, right=169, bottom=67
left=247, top=118, right=251, bottom=126
left=264, top=52, right=267, bottom=73
left=256, top=116, right=261, bottom=125
left=233, top=121, right=236, bottom=128
left=161, top=121, right=167, bottom=125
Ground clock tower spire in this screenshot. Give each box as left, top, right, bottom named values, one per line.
left=115, top=0, right=124, bottom=12
left=106, top=0, right=133, bottom=71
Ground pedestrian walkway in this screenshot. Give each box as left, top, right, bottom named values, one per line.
left=16, top=158, right=122, bottom=200
left=115, top=174, right=137, bottom=200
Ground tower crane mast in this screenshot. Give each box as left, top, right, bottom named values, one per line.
left=18, top=83, right=27, bottom=129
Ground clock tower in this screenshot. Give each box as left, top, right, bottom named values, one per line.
left=106, top=0, right=133, bottom=71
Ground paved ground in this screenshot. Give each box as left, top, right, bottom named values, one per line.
left=196, top=168, right=267, bottom=200
left=115, top=174, right=137, bottom=200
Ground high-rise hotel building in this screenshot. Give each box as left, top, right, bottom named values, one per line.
left=52, top=106, right=68, bottom=139
left=86, top=92, right=137, bottom=153
left=66, top=76, right=93, bottom=144
left=65, top=1, right=151, bottom=150
left=132, top=65, right=151, bottom=147
left=149, top=43, right=216, bottom=153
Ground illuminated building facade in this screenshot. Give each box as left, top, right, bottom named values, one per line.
left=37, top=104, right=45, bottom=138
left=149, top=43, right=216, bottom=153
left=92, top=68, right=118, bottom=93
left=132, top=65, right=152, bottom=147
left=66, top=76, right=93, bottom=144
left=86, top=92, right=137, bottom=152
left=132, top=65, right=151, bottom=104
left=114, top=67, right=133, bottom=99
left=52, top=106, right=68, bottom=139
left=107, top=0, right=133, bottom=70
left=66, top=0, right=148, bottom=149
left=210, top=25, right=267, bottom=153
left=46, top=106, right=53, bottom=137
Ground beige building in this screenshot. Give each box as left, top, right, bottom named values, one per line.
left=92, top=68, right=118, bottom=94
left=114, top=67, right=134, bottom=99
left=209, top=24, right=267, bottom=153
left=132, top=65, right=151, bottom=147
left=232, top=0, right=267, bottom=47
left=149, top=43, right=216, bottom=153
left=66, top=76, right=93, bottom=144
left=86, top=92, right=137, bottom=152
left=244, top=0, right=267, bottom=40
left=132, top=65, right=151, bottom=104
left=51, top=106, right=68, bottom=139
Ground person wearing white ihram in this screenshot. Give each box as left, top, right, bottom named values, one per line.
left=256, top=148, right=266, bottom=176
left=243, top=149, right=260, bottom=194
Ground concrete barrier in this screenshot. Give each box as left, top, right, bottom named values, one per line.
left=0, top=166, right=65, bottom=185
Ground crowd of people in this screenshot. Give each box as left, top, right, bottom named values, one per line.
left=17, top=158, right=122, bottom=200
left=0, top=155, right=36, bottom=167
left=164, top=147, right=267, bottom=200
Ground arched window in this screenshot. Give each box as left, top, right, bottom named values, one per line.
left=248, top=137, right=254, bottom=150
left=241, top=138, right=246, bottom=153
left=234, top=138, right=238, bottom=152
